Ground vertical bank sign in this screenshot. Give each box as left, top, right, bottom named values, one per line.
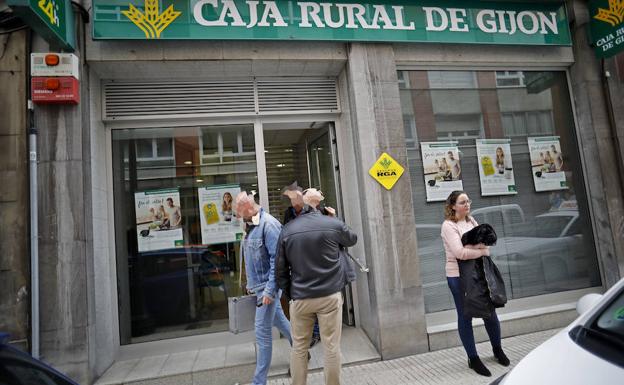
left=590, top=0, right=624, bottom=58
left=92, top=0, right=570, bottom=45
left=8, top=0, right=75, bottom=50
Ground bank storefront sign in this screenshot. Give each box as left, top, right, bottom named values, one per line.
left=8, top=0, right=75, bottom=50
left=590, top=0, right=624, bottom=58
left=92, top=0, right=570, bottom=45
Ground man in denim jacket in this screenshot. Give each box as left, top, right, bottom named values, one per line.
left=235, top=192, right=292, bottom=385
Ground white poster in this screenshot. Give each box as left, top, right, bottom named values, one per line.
left=421, top=142, right=463, bottom=202
left=198, top=185, right=244, bottom=245
left=135, top=189, right=184, bottom=252
left=528, top=136, right=567, bottom=192
left=476, top=139, right=517, bottom=196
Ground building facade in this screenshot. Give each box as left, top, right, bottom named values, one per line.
left=1, top=0, right=624, bottom=384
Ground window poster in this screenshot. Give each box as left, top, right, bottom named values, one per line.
left=421, top=142, right=463, bottom=202
left=198, top=185, right=244, bottom=245
left=476, top=139, right=517, bottom=196
left=528, top=136, right=567, bottom=192
left=135, top=189, right=184, bottom=252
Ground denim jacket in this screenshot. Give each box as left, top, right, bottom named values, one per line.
left=243, top=209, right=282, bottom=299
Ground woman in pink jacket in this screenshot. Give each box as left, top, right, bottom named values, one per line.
left=440, top=190, right=509, bottom=377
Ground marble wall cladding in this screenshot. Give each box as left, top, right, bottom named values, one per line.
left=568, top=0, right=624, bottom=286
left=0, top=30, right=29, bottom=344
left=345, top=43, right=428, bottom=358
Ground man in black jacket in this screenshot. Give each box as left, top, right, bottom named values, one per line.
left=275, top=196, right=357, bottom=385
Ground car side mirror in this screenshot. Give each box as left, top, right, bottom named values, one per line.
left=576, top=293, right=602, bottom=315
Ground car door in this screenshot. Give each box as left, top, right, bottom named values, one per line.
left=0, top=348, right=77, bottom=385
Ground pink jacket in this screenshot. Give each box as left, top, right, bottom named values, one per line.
left=441, top=218, right=488, bottom=277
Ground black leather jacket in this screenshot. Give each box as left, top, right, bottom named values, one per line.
left=458, top=256, right=507, bottom=318
left=275, top=208, right=357, bottom=300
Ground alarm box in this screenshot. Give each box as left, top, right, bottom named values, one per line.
left=31, top=53, right=79, bottom=79
left=31, top=77, right=80, bottom=104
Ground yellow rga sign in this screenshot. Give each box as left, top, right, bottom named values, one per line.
left=368, top=152, right=405, bottom=190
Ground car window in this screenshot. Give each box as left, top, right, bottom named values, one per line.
left=569, top=286, right=624, bottom=369
left=596, top=289, right=624, bottom=341
left=0, top=358, right=74, bottom=385
left=507, top=216, right=571, bottom=238
left=564, top=218, right=581, bottom=236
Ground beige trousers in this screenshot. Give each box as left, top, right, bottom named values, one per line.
left=289, top=292, right=343, bottom=385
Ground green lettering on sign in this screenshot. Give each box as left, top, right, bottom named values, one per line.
left=92, top=0, right=570, bottom=46
left=8, top=0, right=75, bottom=50
left=590, top=0, right=624, bottom=58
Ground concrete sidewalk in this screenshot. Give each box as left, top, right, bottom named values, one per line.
left=261, top=328, right=560, bottom=385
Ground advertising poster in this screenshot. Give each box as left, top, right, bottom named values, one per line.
left=476, top=139, right=517, bottom=196
left=198, top=185, right=244, bottom=245
left=135, top=189, right=184, bottom=252
left=421, top=142, right=463, bottom=202
left=528, top=136, right=567, bottom=192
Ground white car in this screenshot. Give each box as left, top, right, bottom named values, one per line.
left=490, top=277, right=624, bottom=384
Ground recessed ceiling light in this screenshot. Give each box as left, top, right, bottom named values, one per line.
left=196, top=179, right=204, bottom=183
left=184, top=161, right=193, bottom=165
left=276, top=163, right=286, bottom=168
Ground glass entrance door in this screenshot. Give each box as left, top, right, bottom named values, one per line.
left=263, top=122, right=354, bottom=325
left=111, top=120, right=353, bottom=345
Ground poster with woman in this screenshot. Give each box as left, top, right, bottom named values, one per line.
left=198, top=185, right=244, bottom=245
left=421, top=142, right=463, bottom=202
left=476, top=139, right=517, bottom=196
left=528, top=136, right=567, bottom=192
left=135, top=189, right=184, bottom=252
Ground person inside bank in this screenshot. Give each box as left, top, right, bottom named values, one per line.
left=440, top=190, right=510, bottom=377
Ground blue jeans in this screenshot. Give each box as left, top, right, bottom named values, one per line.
left=252, top=291, right=292, bottom=385
left=447, top=277, right=501, bottom=359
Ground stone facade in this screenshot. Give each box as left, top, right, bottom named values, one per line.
left=1, top=1, right=622, bottom=384
left=0, top=29, right=29, bottom=350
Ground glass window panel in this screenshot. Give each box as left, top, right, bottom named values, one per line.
left=241, top=129, right=255, bottom=153
left=201, top=130, right=219, bottom=156
left=112, top=125, right=256, bottom=344
left=221, top=130, right=238, bottom=154
left=398, top=70, right=601, bottom=313
left=135, top=139, right=153, bottom=159
left=156, top=138, right=173, bottom=158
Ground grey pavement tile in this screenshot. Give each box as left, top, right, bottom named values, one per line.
left=123, top=355, right=169, bottom=383
left=126, top=373, right=192, bottom=385
left=159, top=350, right=199, bottom=377
left=264, top=328, right=559, bottom=385
left=225, top=342, right=256, bottom=366
left=192, top=346, right=226, bottom=372
left=95, top=359, right=140, bottom=385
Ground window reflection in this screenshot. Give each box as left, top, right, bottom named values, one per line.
left=400, top=70, right=601, bottom=313
left=112, top=125, right=255, bottom=344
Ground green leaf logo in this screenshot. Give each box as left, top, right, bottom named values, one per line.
left=380, top=158, right=392, bottom=169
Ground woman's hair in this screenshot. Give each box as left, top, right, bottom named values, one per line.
left=222, top=192, right=233, bottom=212
left=496, top=147, right=504, bottom=166
left=444, top=190, right=470, bottom=222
